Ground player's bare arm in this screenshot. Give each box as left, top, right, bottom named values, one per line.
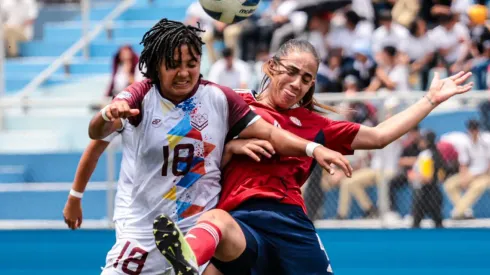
left=88, top=100, right=138, bottom=139
left=239, top=118, right=353, bottom=177
left=352, top=71, right=473, bottom=150
left=63, top=139, right=110, bottom=230
left=221, top=138, right=275, bottom=168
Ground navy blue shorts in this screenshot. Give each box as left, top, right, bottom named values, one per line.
left=211, top=199, right=333, bottom=275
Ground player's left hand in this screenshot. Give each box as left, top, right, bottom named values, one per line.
left=226, top=138, right=275, bottom=162
left=63, top=196, right=83, bottom=230
left=426, top=71, right=473, bottom=105
left=312, top=146, right=353, bottom=178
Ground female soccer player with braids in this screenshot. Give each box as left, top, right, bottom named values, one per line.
left=153, top=39, right=474, bottom=275
left=88, top=19, right=352, bottom=275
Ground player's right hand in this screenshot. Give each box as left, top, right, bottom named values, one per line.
left=103, top=101, right=140, bottom=121
left=313, top=146, right=353, bottom=178
left=63, top=196, right=83, bottom=230
left=226, top=138, right=275, bottom=162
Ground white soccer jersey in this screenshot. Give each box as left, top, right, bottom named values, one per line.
left=112, top=79, right=258, bottom=236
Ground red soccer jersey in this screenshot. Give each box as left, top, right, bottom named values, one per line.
left=217, top=90, right=361, bottom=213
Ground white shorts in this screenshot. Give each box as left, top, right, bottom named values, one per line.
left=101, top=222, right=209, bottom=275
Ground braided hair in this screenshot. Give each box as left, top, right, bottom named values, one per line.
left=139, top=18, right=205, bottom=84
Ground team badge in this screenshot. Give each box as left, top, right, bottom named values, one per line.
left=191, top=113, right=208, bottom=131
left=290, top=116, right=302, bottom=126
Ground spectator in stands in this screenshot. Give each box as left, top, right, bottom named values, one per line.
left=444, top=119, right=490, bottom=219
left=269, top=1, right=307, bottom=55
left=429, top=12, right=470, bottom=73
left=1, top=0, right=39, bottom=58
left=479, top=90, right=490, bottom=131
left=465, top=5, right=490, bottom=89
left=298, top=12, right=330, bottom=61
left=371, top=10, right=409, bottom=56
left=208, top=48, right=250, bottom=89
left=401, top=17, right=435, bottom=90
left=327, top=9, right=373, bottom=71
left=366, top=45, right=410, bottom=92
left=317, top=54, right=343, bottom=93
left=409, top=130, right=445, bottom=228
left=106, top=45, right=141, bottom=98
left=342, top=41, right=376, bottom=90
left=239, top=0, right=290, bottom=61
left=388, top=125, right=422, bottom=217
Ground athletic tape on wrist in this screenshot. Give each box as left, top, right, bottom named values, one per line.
left=100, top=105, right=111, bottom=122
left=69, top=189, right=84, bottom=199
left=306, top=142, right=321, bottom=157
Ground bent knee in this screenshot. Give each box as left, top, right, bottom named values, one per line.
left=198, top=209, right=237, bottom=235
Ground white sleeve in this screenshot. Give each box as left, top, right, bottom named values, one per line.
left=237, top=61, right=250, bottom=85
left=207, top=61, right=223, bottom=84
left=27, top=0, right=39, bottom=19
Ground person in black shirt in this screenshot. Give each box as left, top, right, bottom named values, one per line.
left=388, top=125, right=422, bottom=214
left=409, top=131, right=446, bottom=228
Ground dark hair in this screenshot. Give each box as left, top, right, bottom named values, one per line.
left=424, top=131, right=445, bottom=182
left=259, top=39, right=337, bottom=113
left=106, top=45, right=139, bottom=97
left=379, top=10, right=392, bottom=22
left=383, top=45, right=397, bottom=57
left=138, top=18, right=205, bottom=84
left=345, top=10, right=361, bottom=26
left=408, top=17, right=424, bottom=36
left=466, top=119, right=480, bottom=130
left=222, top=47, right=233, bottom=58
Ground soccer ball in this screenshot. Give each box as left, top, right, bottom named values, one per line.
left=199, top=0, right=261, bottom=24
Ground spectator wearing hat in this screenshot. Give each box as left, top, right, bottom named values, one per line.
left=444, top=119, right=490, bottom=219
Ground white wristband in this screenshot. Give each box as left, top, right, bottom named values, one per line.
left=100, top=105, right=111, bottom=122
left=306, top=142, right=321, bottom=157
left=69, top=189, right=84, bottom=199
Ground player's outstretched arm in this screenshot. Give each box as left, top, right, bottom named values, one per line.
left=238, top=118, right=353, bottom=177
left=63, top=139, right=110, bottom=230
left=88, top=101, right=138, bottom=139
left=351, top=71, right=473, bottom=150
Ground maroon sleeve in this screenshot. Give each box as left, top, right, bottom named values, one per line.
left=112, top=79, right=152, bottom=127
left=214, top=84, right=258, bottom=139
left=322, top=118, right=361, bottom=155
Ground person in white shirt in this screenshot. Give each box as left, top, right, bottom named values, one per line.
left=400, top=18, right=435, bottom=90
left=371, top=10, right=409, bottom=56
left=207, top=48, right=250, bottom=89
left=1, top=0, right=38, bottom=57
left=366, top=45, right=410, bottom=93
left=428, top=12, right=470, bottom=73
left=444, top=120, right=490, bottom=219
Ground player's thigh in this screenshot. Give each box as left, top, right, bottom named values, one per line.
left=102, top=237, right=172, bottom=275
left=211, top=215, right=268, bottom=275
left=275, top=231, right=333, bottom=275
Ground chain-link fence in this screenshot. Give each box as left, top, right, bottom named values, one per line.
left=306, top=91, right=490, bottom=229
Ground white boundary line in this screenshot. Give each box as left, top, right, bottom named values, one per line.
left=0, top=219, right=112, bottom=230
left=0, top=182, right=113, bottom=192
left=314, top=218, right=490, bottom=229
